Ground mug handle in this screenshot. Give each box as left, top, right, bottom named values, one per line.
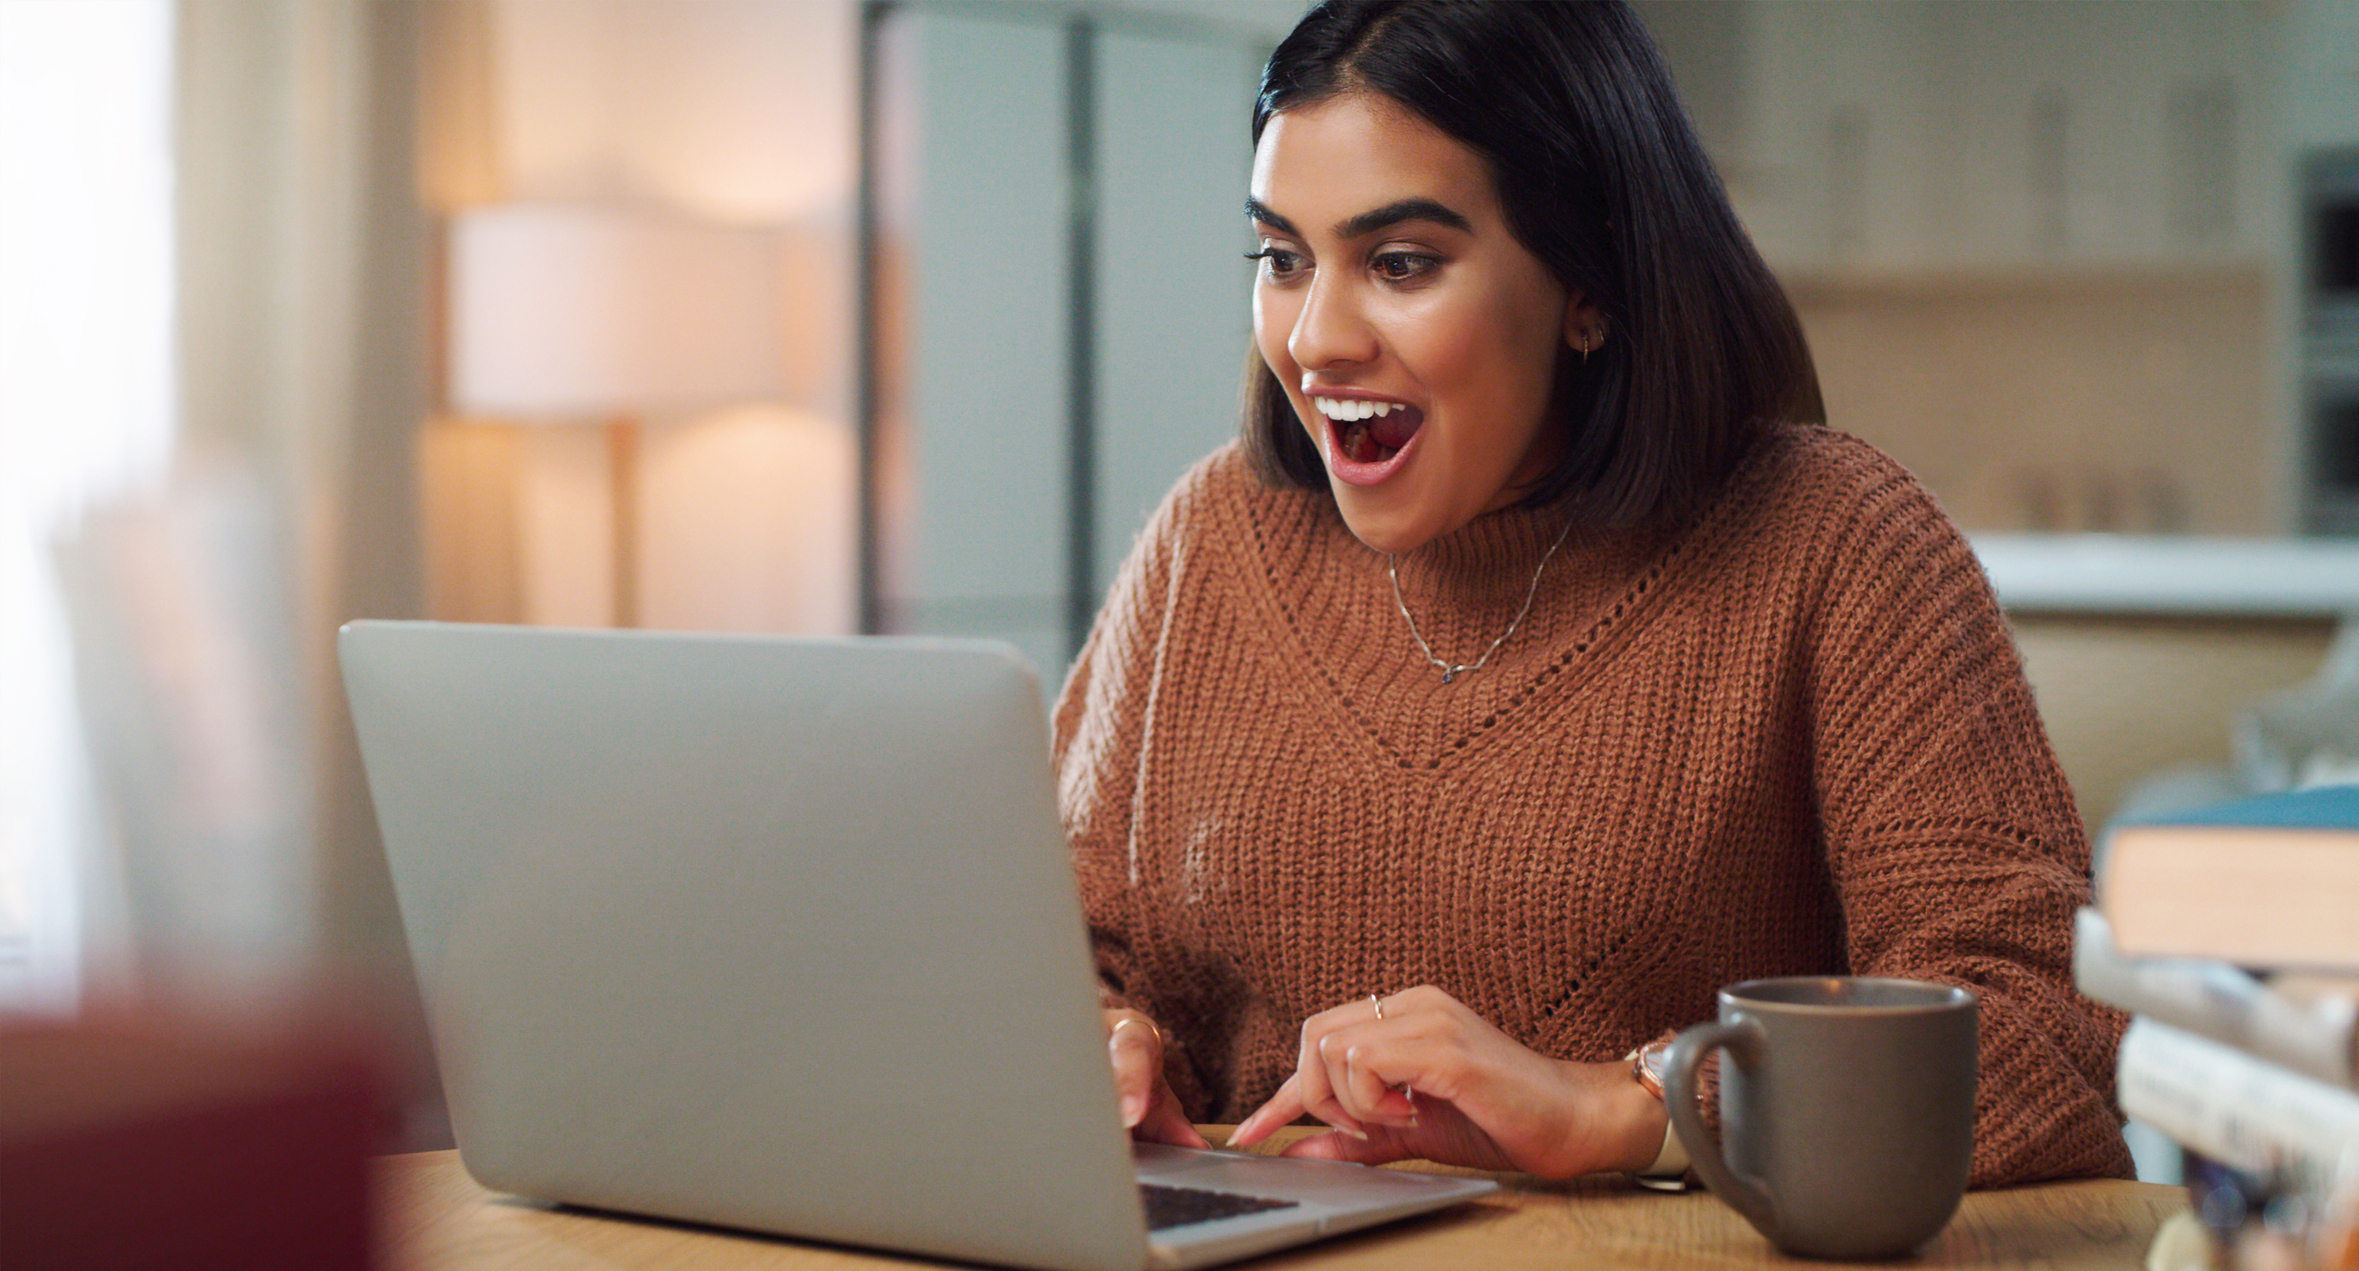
left=1662, top=1017, right=1776, bottom=1240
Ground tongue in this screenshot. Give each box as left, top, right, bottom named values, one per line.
left=1368, top=407, right=1423, bottom=451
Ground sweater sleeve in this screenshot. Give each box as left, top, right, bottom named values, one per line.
left=1049, top=454, right=1203, bottom=1021
left=1802, top=452, right=2133, bottom=1188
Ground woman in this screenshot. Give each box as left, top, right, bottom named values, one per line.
left=1054, top=0, right=2131, bottom=1187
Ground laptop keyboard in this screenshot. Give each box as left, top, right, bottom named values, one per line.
left=1139, top=1183, right=1302, bottom=1230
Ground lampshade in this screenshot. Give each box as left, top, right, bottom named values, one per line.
left=447, top=203, right=787, bottom=419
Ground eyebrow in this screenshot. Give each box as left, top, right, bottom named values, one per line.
left=1246, top=196, right=1474, bottom=240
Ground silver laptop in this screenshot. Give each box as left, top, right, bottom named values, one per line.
left=341, top=621, right=1494, bottom=1271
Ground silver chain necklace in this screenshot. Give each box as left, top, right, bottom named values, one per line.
left=1386, top=516, right=1576, bottom=684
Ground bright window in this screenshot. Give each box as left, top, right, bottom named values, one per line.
left=0, top=0, right=177, bottom=1010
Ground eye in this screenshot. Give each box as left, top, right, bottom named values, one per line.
left=1245, top=246, right=1306, bottom=281
left=1372, top=250, right=1439, bottom=283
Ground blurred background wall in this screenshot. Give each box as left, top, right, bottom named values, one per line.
left=2, top=0, right=2357, bottom=1151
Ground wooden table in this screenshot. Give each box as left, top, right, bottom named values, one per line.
left=380, top=1132, right=2187, bottom=1271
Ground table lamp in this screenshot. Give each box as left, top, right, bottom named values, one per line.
left=445, top=202, right=787, bottom=626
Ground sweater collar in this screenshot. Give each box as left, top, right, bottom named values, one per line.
left=1382, top=500, right=1592, bottom=609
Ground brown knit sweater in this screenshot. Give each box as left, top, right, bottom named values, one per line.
left=1051, top=424, right=2132, bottom=1187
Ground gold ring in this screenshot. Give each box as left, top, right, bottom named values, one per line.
left=1369, top=993, right=1384, bottom=1020
left=1112, top=1015, right=1162, bottom=1048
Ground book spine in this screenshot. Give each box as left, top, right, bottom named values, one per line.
left=2117, top=1017, right=2359, bottom=1177
left=2076, top=908, right=2358, bottom=1089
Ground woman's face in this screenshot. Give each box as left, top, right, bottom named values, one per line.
left=1250, top=90, right=1599, bottom=555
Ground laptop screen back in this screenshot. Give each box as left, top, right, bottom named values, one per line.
left=342, top=622, right=1148, bottom=1271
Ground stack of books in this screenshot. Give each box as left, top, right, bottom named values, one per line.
left=2077, top=783, right=2359, bottom=1271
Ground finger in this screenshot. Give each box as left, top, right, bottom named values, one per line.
left=1106, top=1015, right=1162, bottom=1129
left=1305, top=1022, right=1386, bottom=1123
left=1136, top=1086, right=1210, bottom=1150
left=1227, top=1073, right=1304, bottom=1146
left=1297, top=1029, right=1384, bottom=1137
left=1328, top=1031, right=1418, bottom=1128
left=1292, top=1027, right=1370, bottom=1141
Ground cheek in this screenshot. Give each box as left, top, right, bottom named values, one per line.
left=1387, top=293, right=1496, bottom=400
left=1253, top=288, right=1298, bottom=372
left=1409, top=288, right=1560, bottom=416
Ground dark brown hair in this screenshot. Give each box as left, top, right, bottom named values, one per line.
left=1243, top=0, right=1823, bottom=528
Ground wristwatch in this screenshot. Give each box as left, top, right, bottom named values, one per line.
left=1624, top=1040, right=1693, bottom=1189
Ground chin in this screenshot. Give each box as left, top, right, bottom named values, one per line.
left=1329, top=486, right=1442, bottom=556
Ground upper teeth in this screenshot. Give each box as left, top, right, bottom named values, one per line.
left=1314, top=397, right=1398, bottom=421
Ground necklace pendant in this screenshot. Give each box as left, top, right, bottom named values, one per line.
left=1441, top=668, right=1458, bottom=685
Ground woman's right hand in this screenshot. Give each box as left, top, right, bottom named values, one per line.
left=1105, top=1009, right=1208, bottom=1148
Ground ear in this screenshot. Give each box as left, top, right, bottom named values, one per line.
left=1562, top=292, right=1607, bottom=356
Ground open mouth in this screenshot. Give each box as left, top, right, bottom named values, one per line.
left=1314, top=396, right=1425, bottom=467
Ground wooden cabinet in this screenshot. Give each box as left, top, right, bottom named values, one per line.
left=1638, top=0, right=2293, bottom=534
left=1655, top=0, right=2276, bottom=278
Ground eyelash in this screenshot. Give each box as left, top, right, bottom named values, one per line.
left=1243, top=247, right=1440, bottom=285
left=1243, top=247, right=1303, bottom=280
left=1373, top=251, right=1439, bottom=282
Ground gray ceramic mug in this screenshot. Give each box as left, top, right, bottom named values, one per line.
left=1661, top=976, right=1978, bottom=1260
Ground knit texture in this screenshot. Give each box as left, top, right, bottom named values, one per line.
left=1051, top=424, right=2132, bottom=1188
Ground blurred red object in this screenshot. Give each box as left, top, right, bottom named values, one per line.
left=0, top=1014, right=384, bottom=1270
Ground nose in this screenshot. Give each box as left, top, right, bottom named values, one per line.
left=1287, top=271, right=1377, bottom=371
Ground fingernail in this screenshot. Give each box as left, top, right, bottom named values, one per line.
left=1343, top=1126, right=1369, bottom=1141
left=1122, top=1095, right=1145, bottom=1126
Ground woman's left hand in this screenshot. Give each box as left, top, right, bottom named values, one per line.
left=1225, top=986, right=1666, bottom=1179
